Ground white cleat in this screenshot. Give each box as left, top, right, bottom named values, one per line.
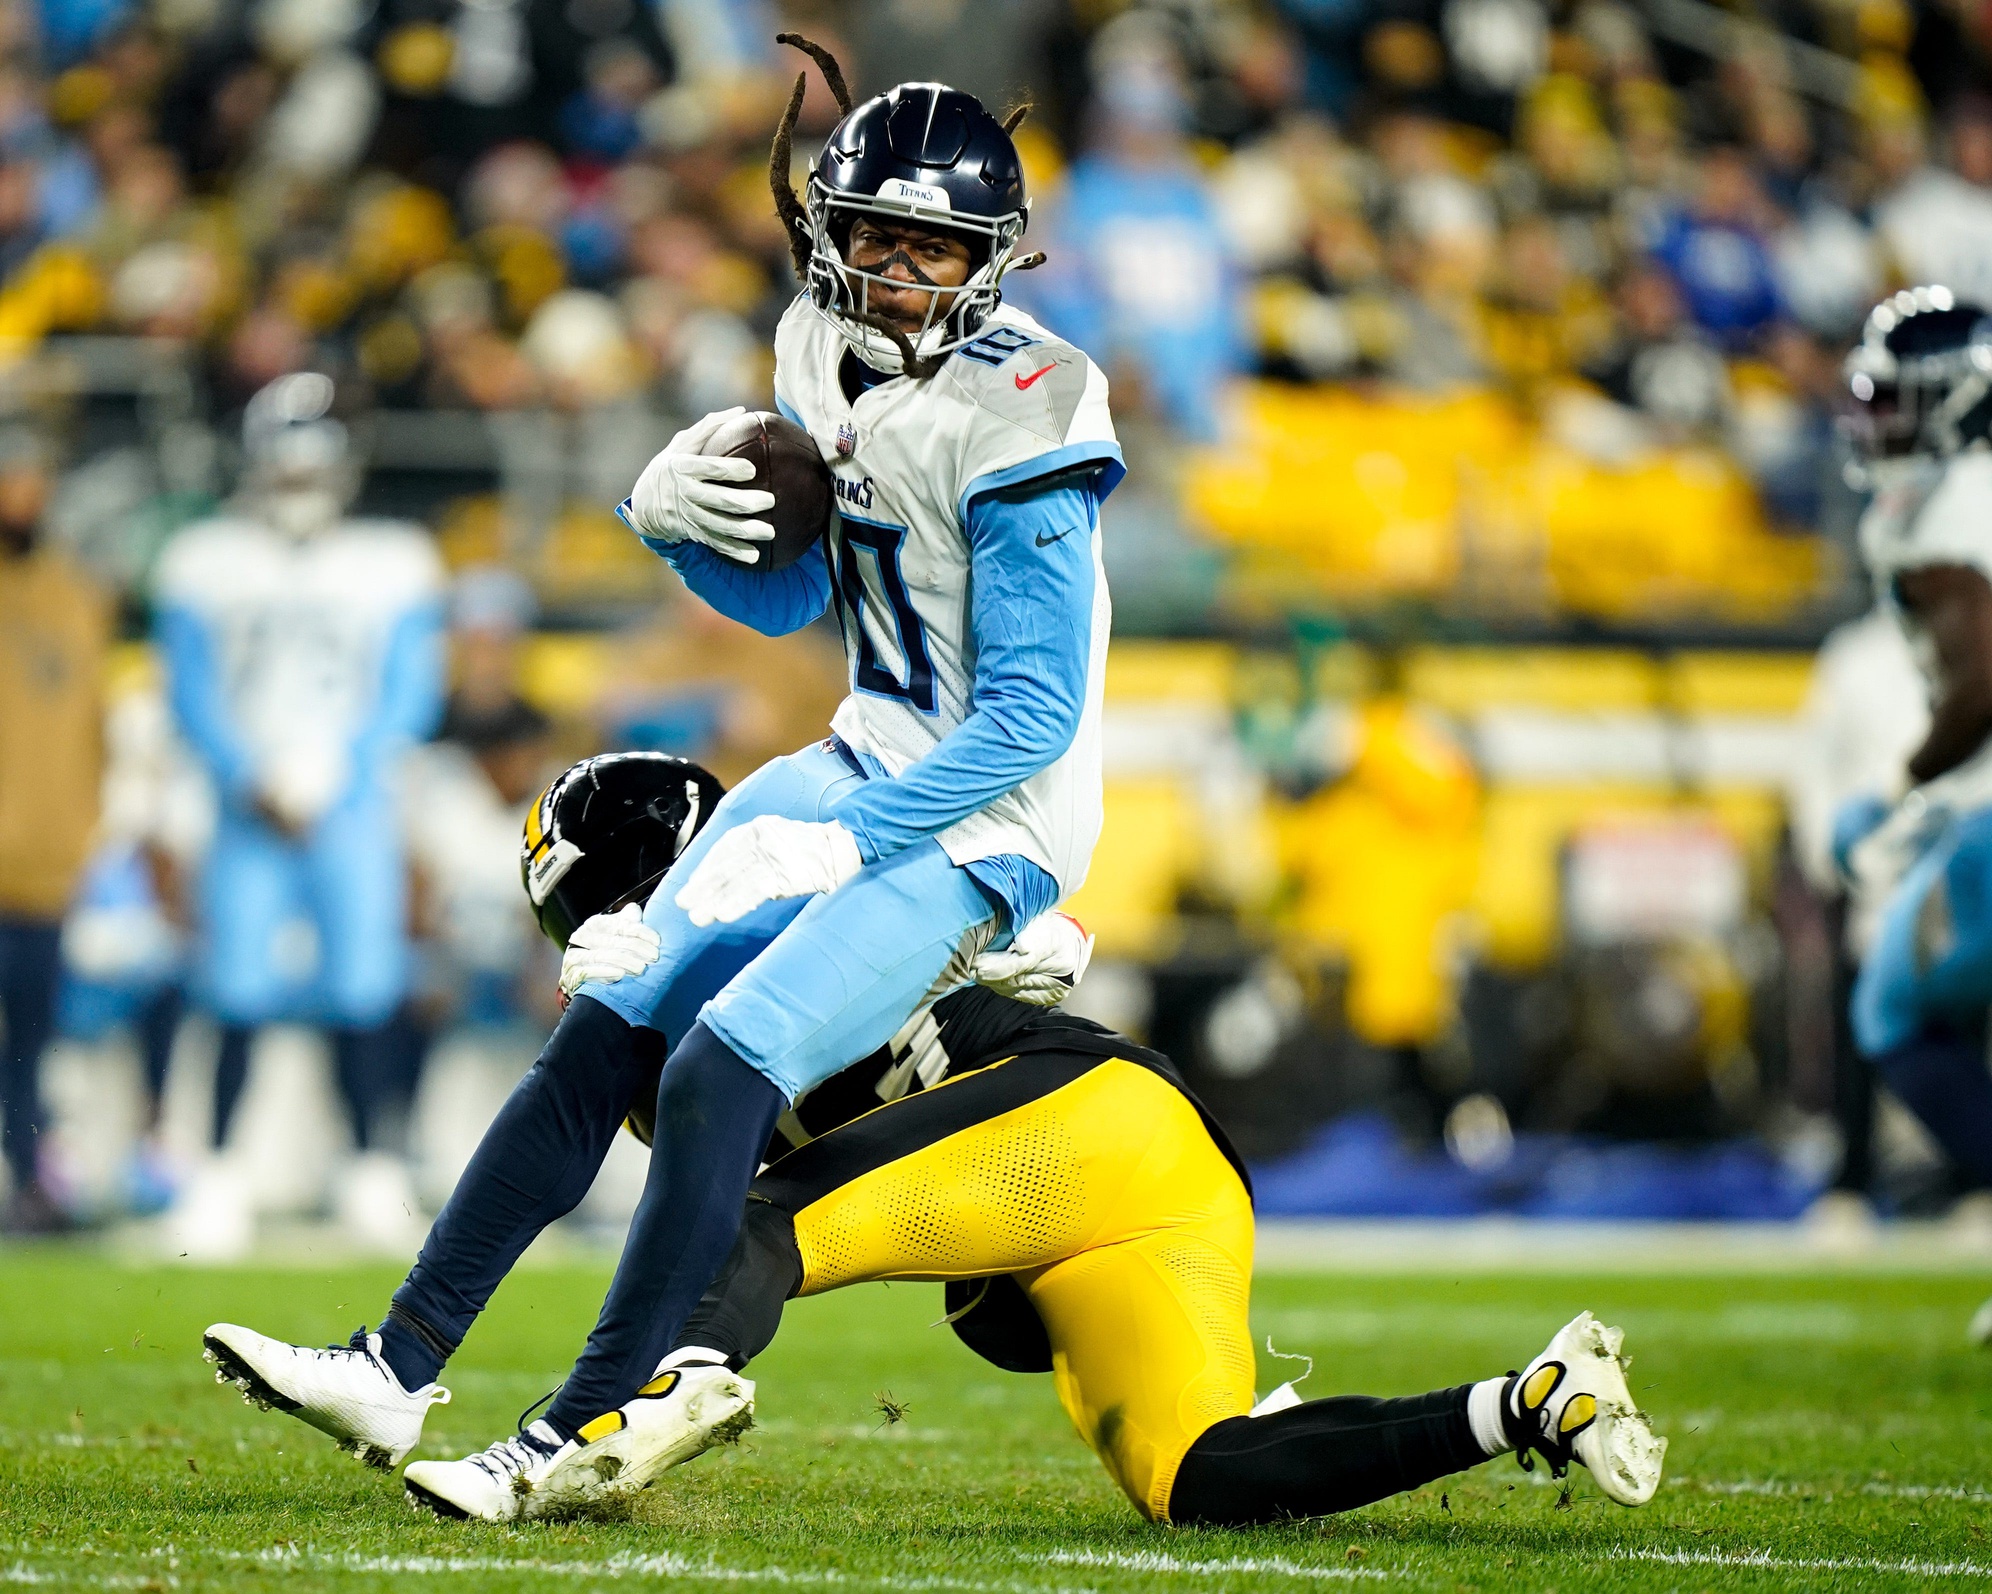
left=203, top=1322, right=449, bottom=1469
left=1506, top=1310, right=1666, bottom=1506
left=538, top=1365, right=755, bottom=1501
left=403, top=1368, right=755, bottom=1522
left=404, top=1421, right=576, bottom=1521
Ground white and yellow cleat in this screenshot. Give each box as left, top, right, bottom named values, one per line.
left=404, top=1421, right=577, bottom=1520
left=203, top=1323, right=449, bottom=1470
left=538, top=1365, right=756, bottom=1502
left=1505, top=1310, right=1666, bottom=1506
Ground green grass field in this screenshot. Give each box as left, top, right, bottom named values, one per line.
left=2, top=1249, right=1988, bottom=1591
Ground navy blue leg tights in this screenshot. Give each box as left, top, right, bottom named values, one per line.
left=1868, top=1029, right=1992, bottom=1189
left=545, top=1021, right=783, bottom=1433
left=378, top=997, right=664, bottom=1390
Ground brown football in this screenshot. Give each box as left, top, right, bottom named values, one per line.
left=706, top=409, right=834, bottom=571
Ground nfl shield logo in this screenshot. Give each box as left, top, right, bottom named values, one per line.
left=836, top=421, right=857, bottom=457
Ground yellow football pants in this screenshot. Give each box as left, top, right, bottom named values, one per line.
left=787, top=1057, right=1257, bottom=1520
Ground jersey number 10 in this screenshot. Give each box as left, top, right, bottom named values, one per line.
left=832, top=513, right=937, bottom=714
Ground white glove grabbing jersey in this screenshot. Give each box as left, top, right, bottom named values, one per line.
left=973, top=911, right=1094, bottom=1007
left=622, top=406, right=777, bottom=566
left=560, top=904, right=663, bottom=999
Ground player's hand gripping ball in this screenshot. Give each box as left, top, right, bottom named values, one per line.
left=621, top=406, right=833, bottom=570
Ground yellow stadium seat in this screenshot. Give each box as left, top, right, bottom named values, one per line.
left=1532, top=444, right=1824, bottom=622
left=1101, top=640, right=1239, bottom=705
left=1666, top=651, right=1815, bottom=715
left=1404, top=646, right=1661, bottom=714
left=1183, top=384, right=1526, bottom=601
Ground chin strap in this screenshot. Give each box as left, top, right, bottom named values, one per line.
left=852, top=313, right=945, bottom=381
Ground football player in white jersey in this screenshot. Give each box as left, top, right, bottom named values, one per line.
left=494, top=53, right=1122, bottom=1476
left=154, top=374, right=445, bottom=1256
left=197, top=45, right=1127, bottom=1510
left=1835, top=287, right=1992, bottom=1340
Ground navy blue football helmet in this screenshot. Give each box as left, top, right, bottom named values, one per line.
left=1844, top=285, right=1992, bottom=471
left=804, top=82, right=1030, bottom=371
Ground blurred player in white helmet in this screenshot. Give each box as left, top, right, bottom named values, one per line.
left=152, top=372, right=445, bottom=1257
left=1836, top=287, right=1992, bottom=1339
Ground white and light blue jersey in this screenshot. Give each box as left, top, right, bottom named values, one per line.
left=153, top=516, right=446, bottom=821
left=644, top=299, right=1124, bottom=909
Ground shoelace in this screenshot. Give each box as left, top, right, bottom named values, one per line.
left=326, top=1325, right=394, bottom=1379
left=466, top=1429, right=558, bottom=1483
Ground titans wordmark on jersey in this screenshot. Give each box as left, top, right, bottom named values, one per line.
left=772, top=298, right=1124, bottom=896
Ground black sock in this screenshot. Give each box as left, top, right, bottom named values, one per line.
left=377, top=1304, right=455, bottom=1392
left=1168, top=1385, right=1485, bottom=1526
left=546, top=1022, right=783, bottom=1432
left=672, top=1199, right=803, bottom=1371
left=381, top=997, right=664, bottom=1390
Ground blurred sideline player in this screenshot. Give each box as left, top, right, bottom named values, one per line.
left=153, top=373, right=446, bottom=1256
left=198, top=48, right=1138, bottom=1485
left=208, top=754, right=1667, bottom=1524
left=1835, top=287, right=1992, bottom=1340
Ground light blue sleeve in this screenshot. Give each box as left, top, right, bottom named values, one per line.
left=1922, top=815, right=1992, bottom=1017
left=156, top=604, right=256, bottom=804
left=1853, top=810, right=1992, bottom=1054
left=654, top=535, right=832, bottom=637
left=348, top=601, right=448, bottom=785
left=827, top=478, right=1100, bottom=862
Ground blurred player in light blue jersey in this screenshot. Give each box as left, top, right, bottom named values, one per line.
left=1836, top=289, right=1992, bottom=1341
left=153, top=373, right=445, bottom=1256
left=193, top=43, right=1127, bottom=1511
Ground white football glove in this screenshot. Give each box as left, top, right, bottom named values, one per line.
left=974, top=911, right=1094, bottom=1007
left=620, top=406, right=777, bottom=566
left=675, top=815, right=864, bottom=927
left=558, top=904, right=662, bottom=1000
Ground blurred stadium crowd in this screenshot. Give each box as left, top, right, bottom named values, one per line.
left=1, top=0, right=1989, bottom=1244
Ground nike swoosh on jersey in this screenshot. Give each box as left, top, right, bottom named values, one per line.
left=1035, top=528, right=1073, bottom=547
left=1014, top=362, right=1058, bottom=390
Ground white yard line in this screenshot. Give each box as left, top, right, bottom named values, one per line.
left=242, top=1547, right=1092, bottom=1592
left=1027, top=1550, right=1394, bottom=1582
left=9, top=1547, right=1094, bottom=1593
left=1684, top=1477, right=1990, bottom=1500
left=1607, top=1547, right=1992, bottom=1579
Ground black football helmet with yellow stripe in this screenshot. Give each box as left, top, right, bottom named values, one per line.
left=522, top=753, right=725, bottom=949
